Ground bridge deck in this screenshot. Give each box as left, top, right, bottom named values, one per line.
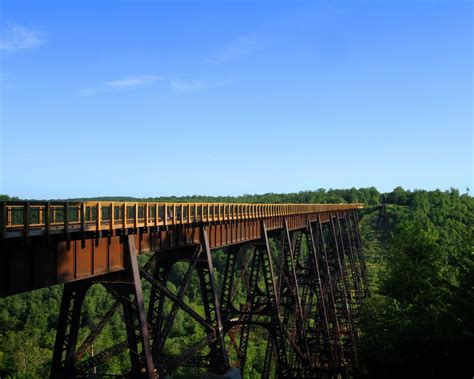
left=1, top=201, right=362, bottom=239
left=0, top=201, right=363, bottom=297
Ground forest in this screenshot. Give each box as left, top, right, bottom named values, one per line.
left=0, top=187, right=472, bottom=378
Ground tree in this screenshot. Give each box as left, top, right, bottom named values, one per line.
left=359, top=214, right=473, bottom=378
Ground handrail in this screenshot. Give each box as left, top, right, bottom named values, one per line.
left=0, top=201, right=363, bottom=238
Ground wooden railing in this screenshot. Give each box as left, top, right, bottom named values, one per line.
left=1, top=201, right=363, bottom=238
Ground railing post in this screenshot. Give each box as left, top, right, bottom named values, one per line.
left=110, top=203, right=114, bottom=230
left=80, top=203, right=85, bottom=234
left=122, top=204, right=126, bottom=229
left=22, top=202, right=30, bottom=239
left=134, top=203, right=138, bottom=229
left=63, top=202, right=69, bottom=236
left=1, top=201, right=6, bottom=239
left=144, top=203, right=148, bottom=228
left=96, top=203, right=101, bottom=234
left=45, top=202, right=51, bottom=235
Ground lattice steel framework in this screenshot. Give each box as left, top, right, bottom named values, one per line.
left=48, top=209, right=368, bottom=378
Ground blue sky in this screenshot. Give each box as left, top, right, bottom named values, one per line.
left=0, top=0, right=472, bottom=199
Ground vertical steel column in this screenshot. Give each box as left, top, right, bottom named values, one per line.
left=349, top=210, right=370, bottom=297
left=292, top=231, right=304, bottom=269
left=316, top=214, right=345, bottom=372
left=199, top=226, right=230, bottom=374
left=220, top=245, right=239, bottom=317
left=237, top=247, right=261, bottom=376
left=261, top=337, right=275, bottom=379
left=342, top=212, right=363, bottom=306
left=51, top=281, right=90, bottom=378
left=332, top=214, right=353, bottom=304
left=329, top=213, right=358, bottom=367
left=148, top=256, right=172, bottom=360
left=306, top=221, right=336, bottom=372
left=355, top=210, right=370, bottom=297
left=120, top=235, right=155, bottom=378
left=283, top=220, right=305, bottom=321
left=282, top=219, right=310, bottom=372
left=259, top=221, right=290, bottom=378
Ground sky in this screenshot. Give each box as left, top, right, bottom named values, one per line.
left=0, top=0, right=472, bottom=199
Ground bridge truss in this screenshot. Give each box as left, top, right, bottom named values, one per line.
left=0, top=202, right=368, bottom=378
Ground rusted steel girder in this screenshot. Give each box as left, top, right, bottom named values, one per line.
left=1, top=201, right=363, bottom=239
left=0, top=203, right=361, bottom=297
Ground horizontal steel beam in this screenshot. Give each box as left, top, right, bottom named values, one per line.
left=0, top=203, right=362, bottom=298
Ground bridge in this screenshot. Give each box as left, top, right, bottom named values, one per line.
left=0, top=201, right=369, bottom=378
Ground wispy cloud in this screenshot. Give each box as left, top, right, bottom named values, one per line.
left=0, top=25, right=45, bottom=51
left=170, top=77, right=238, bottom=93
left=208, top=35, right=258, bottom=65
left=106, top=75, right=164, bottom=89
left=81, top=74, right=236, bottom=96
left=80, top=74, right=164, bottom=95
left=79, top=87, right=106, bottom=96
left=170, top=79, right=211, bottom=92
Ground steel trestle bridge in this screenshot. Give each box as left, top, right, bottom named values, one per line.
left=0, top=201, right=369, bottom=378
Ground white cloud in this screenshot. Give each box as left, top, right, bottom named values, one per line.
left=170, top=77, right=238, bottom=93
left=81, top=75, right=235, bottom=96
left=80, top=74, right=164, bottom=96
left=170, top=79, right=211, bottom=92
left=208, top=35, right=258, bottom=65
left=106, top=75, right=164, bottom=89
left=0, top=25, right=45, bottom=51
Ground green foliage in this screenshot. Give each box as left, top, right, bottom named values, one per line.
left=0, top=287, right=62, bottom=378
left=0, top=195, right=19, bottom=202
left=69, top=186, right=383, bottom=207
left=358, top=189, right=473, bottom=378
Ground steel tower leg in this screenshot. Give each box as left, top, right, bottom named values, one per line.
left=51, top=281, right=90, bottom=378
left=329, top=213, right=358, bottom=369
left=316, top=214, right=345, bottom=375
left=198, top=226, right=231, bottom=374
left=259, top=221, right=290, bottom=378
left=306, top=221, right=337, bottom=374
left=50, top=235, right=155, bottom=378
left=121, top=235, right=155, bottom=378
